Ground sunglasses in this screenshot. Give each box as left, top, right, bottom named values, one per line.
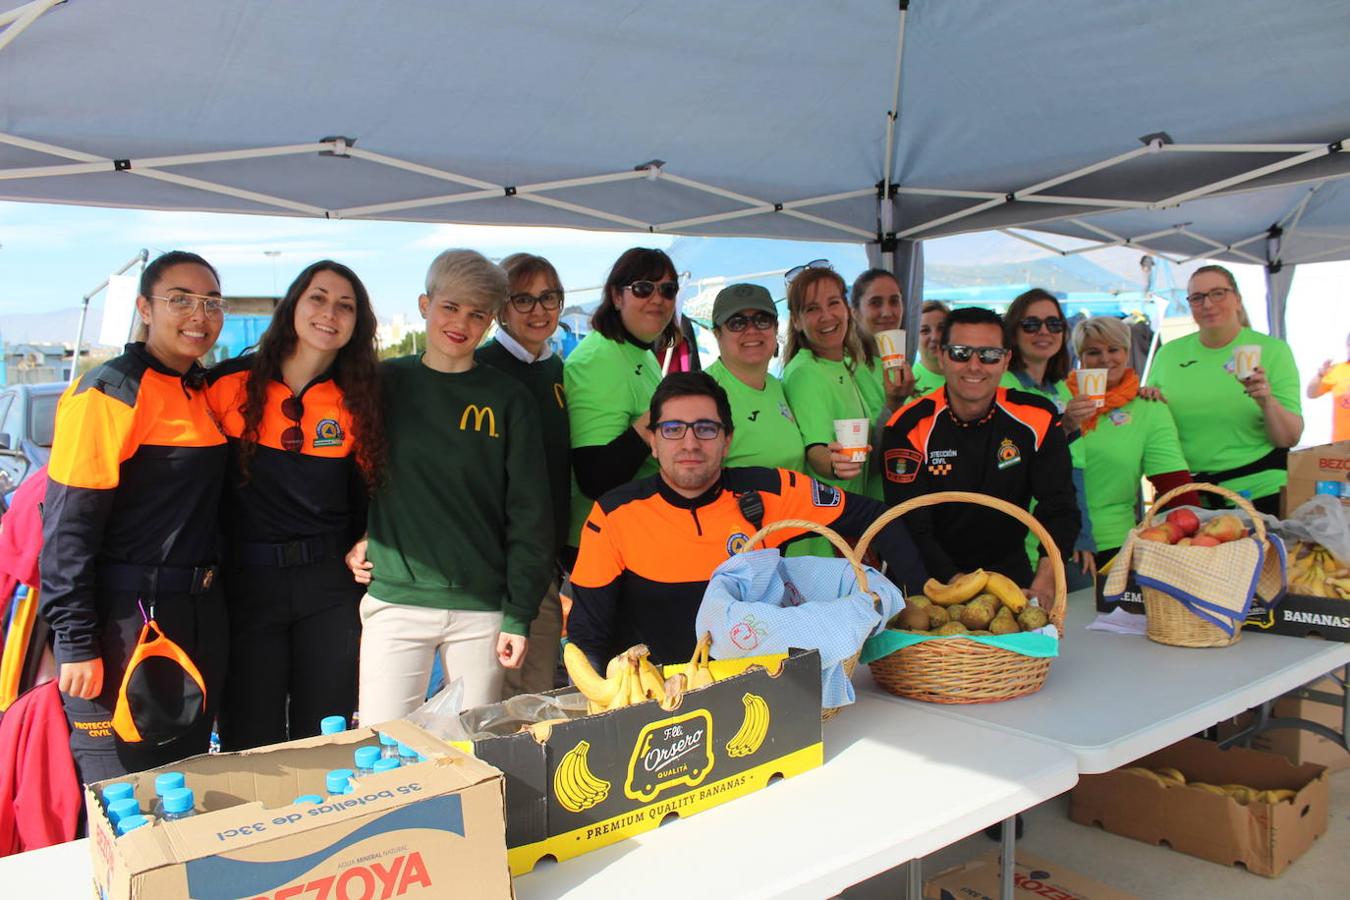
left=944, top=344, right=1009, bottom=364
left=785, top=259, right=832, bottom=284
left=508, top=289, right=564, bottom=314
left=723, top=312, right=777, bottom=333
left=1018, top=316, right=1066, bottom=334
left=280, top=396, right=305, bottom=452
left=654, top=419, right=725, bottom=441
left=625, top=280, right=679, bottom=300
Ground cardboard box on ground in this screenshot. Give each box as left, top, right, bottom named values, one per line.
left=924, top=849, right=1138, bottom=900
left=1069, top=737, right=1330, bottom=877
left=1282, top=441, right=1350, bottom=518
left=1217, top=673, right=1350, bottom=774
left=87, top=720, right=512, bottom=900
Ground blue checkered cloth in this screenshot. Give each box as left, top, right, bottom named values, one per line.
left=696, top=549, right=906, bottom=708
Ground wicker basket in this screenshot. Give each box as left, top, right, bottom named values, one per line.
left=739, top=518, right=878, bottom=721
left=855, top=491, right=1067, bottom=704
left=1135, top=482, right=1264, bottom=648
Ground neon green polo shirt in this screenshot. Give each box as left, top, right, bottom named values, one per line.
left=1080, top=397, right=1190, bottom=551
left=706, top=360, right=806, bottom=472
left=781, top=349, right=885, bottom=500
left=1145, top=328, right=1300, bottom=501
left=912, top=358, right=944, bottom=395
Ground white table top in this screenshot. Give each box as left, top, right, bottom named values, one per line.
left=873, top=589, right=1350, bottom=774
left=0, top=684, right=1078, bottom=900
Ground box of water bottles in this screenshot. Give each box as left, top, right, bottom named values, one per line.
left=85, top=719, right=513, bottom=900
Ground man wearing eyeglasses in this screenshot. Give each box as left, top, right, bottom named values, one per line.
left=881, top=307, right=1079, bottom=606
left=565, top=371, right=926, bottom=666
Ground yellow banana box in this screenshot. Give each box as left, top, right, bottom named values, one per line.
left=460, top=648, right=823, bottom=875
left=1243, top=591, right=1350, bottom=641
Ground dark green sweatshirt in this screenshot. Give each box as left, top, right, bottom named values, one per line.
left=366, top=355, right=553, bottom=634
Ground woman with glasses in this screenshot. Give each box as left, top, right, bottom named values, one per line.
left=1001, top=288, right=1097, bottom=580
left=475, top=253, right=570, bottom=697
left=205, top=261, right=385, bottom=750
left=41, top=250, right=230, bottom=782
left=704, top=283, right=805, bottom=471
left=564, top=247, right=678, bottom=542
left=1070, top=316, right=1199, bottom=566
left=1144, top=265, right=1302, bottom=516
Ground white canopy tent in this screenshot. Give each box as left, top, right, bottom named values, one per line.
left=2, top=0, right=1349, bottom=336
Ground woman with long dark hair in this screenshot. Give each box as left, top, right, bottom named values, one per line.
left=207, top=260, right=385, bottom=749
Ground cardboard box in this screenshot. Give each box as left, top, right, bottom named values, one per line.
left=924, top=849, right=1138, bottom=900
left=465, top=648, right=823, bottom=875
left=1283, top=441, right=1350, bottom=517
left=1095, top=567, right=1143, bottom=614
left=1244, top=591, right=1350, bottom=641
left=87, top=720, right=512, bottom=900
left=1069, top=737, right=1329, bottom=877
left=1215, top=674, right=1349, bottom=773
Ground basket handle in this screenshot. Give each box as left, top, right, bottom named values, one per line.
left=1144, top=482, right=1267, bottom=541
left=852, top=491, right=1067, bottom=634
left=740, top=518, right=875, bottom=603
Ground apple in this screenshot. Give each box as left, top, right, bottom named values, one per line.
left=1165, top=508, right=1201, bottom=538
left=1199, top=514, right=1246, bottom=543
left=1191, top=535, right=1221, bottom=547
left=1177, top=537, right=1194, bottom=547
left=1161, top=521, right=1187, bottom=543
left=1138, top=526, right=1173, bottom=543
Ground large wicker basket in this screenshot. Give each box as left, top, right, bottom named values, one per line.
left=740, top=518, right=878, bottom=721
left=856, top=491, right=1067, bottom=704
left=1135, top=482, right=1265, bottom=648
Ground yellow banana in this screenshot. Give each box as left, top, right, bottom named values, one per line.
left=1260, top=789, right=1297, bottom=804
left=605, top=665, right=635, bottom=711
left=553, top=740, right=610, bottom=812
left=660, top=673, right=687, bottom=711
left=726, top=692, right=770, bottom=758
left=923, top=570, right=988, bottom=606
left=563, top=641, right=624, bottom=707
left=636, top=654, right=666, bottom=700
left=1151, top=766, right=1186, bottom=785
left=687, top=632, right=716, bottom=689
left=983, top=571, right=1027, bottom=614
left=1122, top=767, right=1170, bottom=788
left=1189, top=782, right=1229, bottom=797
left=628, top=661, right=649, bottom=705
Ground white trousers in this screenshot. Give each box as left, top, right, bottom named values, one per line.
left=501, top=578, right=562, bottom=699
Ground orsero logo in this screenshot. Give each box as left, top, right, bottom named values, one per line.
left=624, top=710, right=714, bottom=802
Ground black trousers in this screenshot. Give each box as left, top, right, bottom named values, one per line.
left=217, top=556, right=361, bottom=751
left=60, top=582, right=228, bottom=785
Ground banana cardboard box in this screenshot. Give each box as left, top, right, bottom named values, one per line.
left=86, top=720, right=512, bottom=900
left=1244, top=592, right=1350, bottom=642
left=1069, top=737, right=1330, bottom=878
left=462, top=648, right=823, bottom=875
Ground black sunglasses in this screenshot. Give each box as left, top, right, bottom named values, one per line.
left=1018, top=316, right=1066, bottom=334
left=280, top=396, right=305, bottom=452
left=723, top=312, right=777, bottom=333
left=508, top=289, right=564, bottom=313
left=785, top=259, right=831, bottom=284
left=626, top=280, right=679, bottom=300
left=944, top=344, right=1009, bottom=364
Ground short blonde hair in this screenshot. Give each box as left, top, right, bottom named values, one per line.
left=424, top=249, right=508, bottom=315
left=1072, top=315, right=1131, bottom=356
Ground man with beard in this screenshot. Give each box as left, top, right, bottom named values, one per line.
left=565, top=371, right=926, bottom=666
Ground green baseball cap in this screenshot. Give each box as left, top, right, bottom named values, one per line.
left=711, top=283, right=778, bottom=327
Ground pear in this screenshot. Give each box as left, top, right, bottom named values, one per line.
left=934, top=621, right=969, bottom=636
left=894, top=605, right=931, bottom=632
left=925, top=606, right=950, bottom=629
left=961, top=601, right=996, bottom=630
left=989, top=607, right=1019, bottom=636
left=1017, top=607, right=1049, bottom=632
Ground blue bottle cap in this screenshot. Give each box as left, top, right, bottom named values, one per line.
left=325, top=769, right=355, bottom=794
left=354, top=746, right=382, bottom=770
left=102, top=782, right=135, bottom=805
left=294, top=794, right=324, bottom=805
left=397, top=741, right=416, bottom=757
left=155, top=772, right=185, bottom=797
left=320, top=716, right=347, bottom=735
left=162, top=787, right=195, bottom=815
left=372, top=757, right=401, bottom=773
left=115, top=814, right=149, bottom=836
left=378, top=731, right=399, bottom=747
left=107, top=798, right=140, bottom=824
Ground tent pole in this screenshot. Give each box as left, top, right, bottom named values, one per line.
left=0, top=0, right=61, bottom=56
left=71, top=249, right=148, bottom=384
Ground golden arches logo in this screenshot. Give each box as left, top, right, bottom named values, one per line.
left=459, top=404, right=499, bottom=438
left=553, top=383, right=566, bottom=409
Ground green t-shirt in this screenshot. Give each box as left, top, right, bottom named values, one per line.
left=706, top=360, right=806, bottom=472
left=366, top=356, right=554, bottom=634
left=912, top=358, right=944, bottom=395
left=781, top=349, right=885, bottom=500
left=563, top=330, right=662, bottom=543
left=1080, top=397, right=1190, bottom=551
left=1146, top=328, right=1301, bottom=500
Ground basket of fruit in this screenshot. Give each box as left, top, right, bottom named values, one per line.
left=854, top=491, right=1067, bottom=705
left=1107, top=482, right=1286, bottom=649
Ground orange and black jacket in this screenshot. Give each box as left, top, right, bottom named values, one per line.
left=881, top=386, right=1079, bottom=584
left=205, top=355, right=366, bottom=545
left=566, top=466, right=926, bottom=665
left=39, top=343, right=227, bottom=665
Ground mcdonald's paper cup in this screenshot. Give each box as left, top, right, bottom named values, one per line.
left=833, top=418, right=870, bottom=462
left=1234, top=344, right=1262, bottom=380
left=1078, top=368, right=1108, bottom=407
left=875, top=329, right=907, bottom=369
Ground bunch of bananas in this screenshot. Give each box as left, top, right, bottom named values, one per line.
left=1289, top=541, right=1350, bottom=599
left=563, top=640, right=697, bottom=714
left=726, top=692, right=770, bottom=758
left=1122, top=766, right=1297, bottom=804
left=553, top=739, right=611, bottom=813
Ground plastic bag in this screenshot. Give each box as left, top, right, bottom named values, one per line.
left=406, top=676, right=470, bottom=742
left=1273, top=494, right=1350, bottom=563
left=457, top=692, right=589, bottom=739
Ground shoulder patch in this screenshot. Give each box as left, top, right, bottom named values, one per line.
left=810, top=479, right=841, bottom=508
left=884, top=447, right=924, bottom=483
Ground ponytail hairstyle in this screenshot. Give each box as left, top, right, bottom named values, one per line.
left=784, top=267, right=876, bottom=368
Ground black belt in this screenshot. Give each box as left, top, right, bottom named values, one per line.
left=97, top=562, right=219, bottom=595
left=1193, top=447, right=1289, bottom=500
left=238, top=533, right=344, bottom=568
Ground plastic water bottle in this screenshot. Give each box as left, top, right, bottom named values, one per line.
left=354, top=745, right=382, bottom=776
left=152, top=772, right=185, bottom=817
left=161, top=787, right=196, bottom=821
left=378, top=731, right=400, bottom=759
left=293, top=794, right=324, bottom=806
left=397, top=742, right=419, bottom=766
left=102, top=782, right=135, bottom=809
left=106, top=798, right=140, bottom=826
left=320, top=716, right=347, bottom=735
left=325, top=769, right=355, bottom=797
left=209, top=728, right=221, bottom=754
left=116, top=814, right=150, bottom=836
left=372, top=757, right=401, bottom=773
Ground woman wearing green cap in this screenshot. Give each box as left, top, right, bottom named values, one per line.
left=704, top=283, right=805, bottom=472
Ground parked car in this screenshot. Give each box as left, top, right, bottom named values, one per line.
left=0, top=381, right=63, bottom=512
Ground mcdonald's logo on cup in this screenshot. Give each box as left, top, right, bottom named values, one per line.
left=875, top=329, right=907, bottom=369
left=459, top=404, right=499, bottom=438
left=1078, top=368, right=1108, bottom=408
left=1233, top=345, right=1262, bottom=381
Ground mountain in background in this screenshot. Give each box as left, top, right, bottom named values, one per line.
left=0, top=305, right=102, bottom=345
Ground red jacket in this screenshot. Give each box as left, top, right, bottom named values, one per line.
left=0, top=681, right=81, bottom=856
left=0, top=466, right=47, bottom=605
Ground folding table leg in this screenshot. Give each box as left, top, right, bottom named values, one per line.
left=1000, top=816, right=1016, bottom=900
left=902, top=857, right=921, bottom=900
